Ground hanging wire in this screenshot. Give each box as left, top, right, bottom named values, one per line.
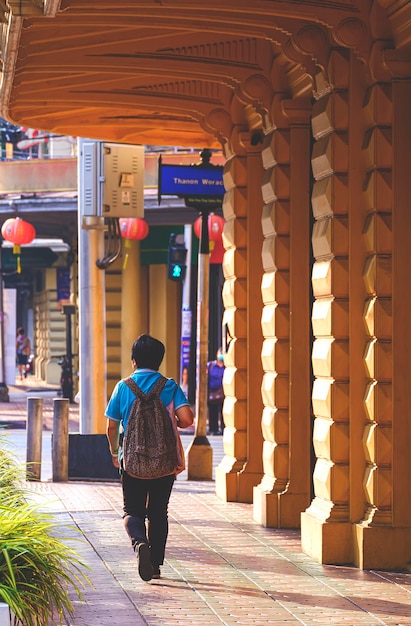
left=96, top=218, right=123, bottom=270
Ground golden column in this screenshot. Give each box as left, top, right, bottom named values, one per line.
left=238, top=139, right=265, bottom=502
left=301, top=49, right=352, bottom=563
left=355, top=51, right=411, bottom=569
left=215, top=146, right=249, bottom=502
left=253, top=100, right=312, bottom=528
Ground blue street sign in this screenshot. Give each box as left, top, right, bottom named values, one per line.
left=159, top=163, right=224, bottom=196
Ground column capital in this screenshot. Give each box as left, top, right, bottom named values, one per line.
left=239, top=129, right=265, bottom=153
left=377, top=0, right=411, bottom=50
left=383, top=48, right=411, bottom=79
left=281, top=98, right=312, bottom=126
left=7, top=0, right=43, bottom=16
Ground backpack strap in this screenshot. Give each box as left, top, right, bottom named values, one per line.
left=124, top=377, right=143, bottom=398
left=151, top=376, right=167, bottom=395
left=124, top=375, right=167, bottom=398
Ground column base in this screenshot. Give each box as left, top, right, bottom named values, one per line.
left=215, top=454, right=261, bottom=502
left=215, top=454, right=245, bottom=501
left=301, top=510, right=352, bottom=564
left=186, top=437, right=213, bottom=480
left=354, top=523, right=411, bottom=570
left=253, top=484, right=309, bottom=528
left=302, top=509, right=411, bottom=569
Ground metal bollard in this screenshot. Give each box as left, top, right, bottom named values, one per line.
left=52, top=398, right=69, bottom=482
left=26, top=397, right=43, bottom=481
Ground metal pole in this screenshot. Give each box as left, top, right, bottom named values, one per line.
left=64, top=308, right=74, bottom=402
left=195, top=211, right=210, bottom=438
left=180, top=224, right=192, bottom=392
left=186, top=210, right=213, bottom=479
left=0, top=241, right=9, bottom=402
left=52, top=398, right=69, bottom=482
left=26, top=397, right=43, bottom=481
left=78, top=222, right=107, bottom=432
left=182, top=224, right=192, bottom=310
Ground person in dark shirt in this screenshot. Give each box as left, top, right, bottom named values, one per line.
left=206, top=348, right=225, bottom=435
left=16, top=327, right=30, bottom=381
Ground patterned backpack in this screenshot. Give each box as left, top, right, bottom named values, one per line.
left=122, top=376, right=179, bottom=479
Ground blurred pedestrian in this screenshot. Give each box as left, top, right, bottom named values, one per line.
left=207, top=348, right=225, bottom=435
left=16, top=327, right=30, bottom=381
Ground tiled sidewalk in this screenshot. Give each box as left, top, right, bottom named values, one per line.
left=3, top=379, right=411, bottom=625
left=0, top=377, right=79, bottom=431
left=29, top=479, right=411, bottom=626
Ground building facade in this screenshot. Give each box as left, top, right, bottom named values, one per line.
left=1, top=0, right=410, bottom=569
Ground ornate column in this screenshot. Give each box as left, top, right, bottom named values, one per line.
left=215, top=126, right=265, bottom=503
left=240, top=136, right=266, bottom=500
left=355, top=50, right=411, bottom=569
left=301, top=49, right=353, bottom=563
left=215, top=140, right=249, bottom=502
left=253, top=99, right=312, bottom=528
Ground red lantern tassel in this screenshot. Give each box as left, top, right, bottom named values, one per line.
left=123, top=238, right=131, bottom=270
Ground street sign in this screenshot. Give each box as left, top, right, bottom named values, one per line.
left=158, top=162, right=224, bottom=200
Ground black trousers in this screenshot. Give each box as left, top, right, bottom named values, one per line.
left=208, top=401, right=224, bottom=433
left=122, top=471, right=175, bottom=568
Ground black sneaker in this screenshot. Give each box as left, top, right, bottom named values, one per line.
left=152, top=566, right=161, bottom=579
left=135, top=543, right=153, bottom=581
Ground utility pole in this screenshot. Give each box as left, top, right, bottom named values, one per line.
left=184, top=148, right=225, bottom=480
left=180, top=224, right=192, bottom=395
left=0, top=241, right=9, bottom=402
left=78, top=139, right=107, bottom=433
left=61, top=304, right=75, bottom=403
left=186, top=208, right=213, bottom=479
left=158, top=147, right=223, bottom=479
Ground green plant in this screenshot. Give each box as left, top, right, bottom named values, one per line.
left=0, top=437, right=90, bottom=626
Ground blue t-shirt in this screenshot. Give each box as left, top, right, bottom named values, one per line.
left=105, top=369, right=189, bottom=432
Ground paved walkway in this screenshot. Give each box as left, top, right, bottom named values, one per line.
left=2, top=378, right=411, bottom=625
left=0, top=376, right=79, bottom=431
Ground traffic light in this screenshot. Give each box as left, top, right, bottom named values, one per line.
left=168, top=233, right=187, bottom=281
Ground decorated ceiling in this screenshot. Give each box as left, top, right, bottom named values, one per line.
left=0, top=1, right=409, bottom=147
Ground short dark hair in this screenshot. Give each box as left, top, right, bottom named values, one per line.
left=131, top=334, right=165, bottom=371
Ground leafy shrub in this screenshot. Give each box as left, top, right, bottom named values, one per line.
left=0, top=436, right=90, bottom=625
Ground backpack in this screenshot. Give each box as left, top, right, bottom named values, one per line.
left=122, top=376, right=179, bottom=479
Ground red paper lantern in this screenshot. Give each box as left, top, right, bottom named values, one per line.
left=119, top=218, right=149, bottom=270
left=193, top=213, right=225, bottom=242
left=1, top=217, right=36, bottom=274
left=119, top=217, right=149, bottom=241
left=1, top=217, right=36, bottom=245
left=210, top=237, right=225, bottom=264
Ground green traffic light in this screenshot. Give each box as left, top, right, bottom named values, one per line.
left=172, top=264, right=182, bottom=278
